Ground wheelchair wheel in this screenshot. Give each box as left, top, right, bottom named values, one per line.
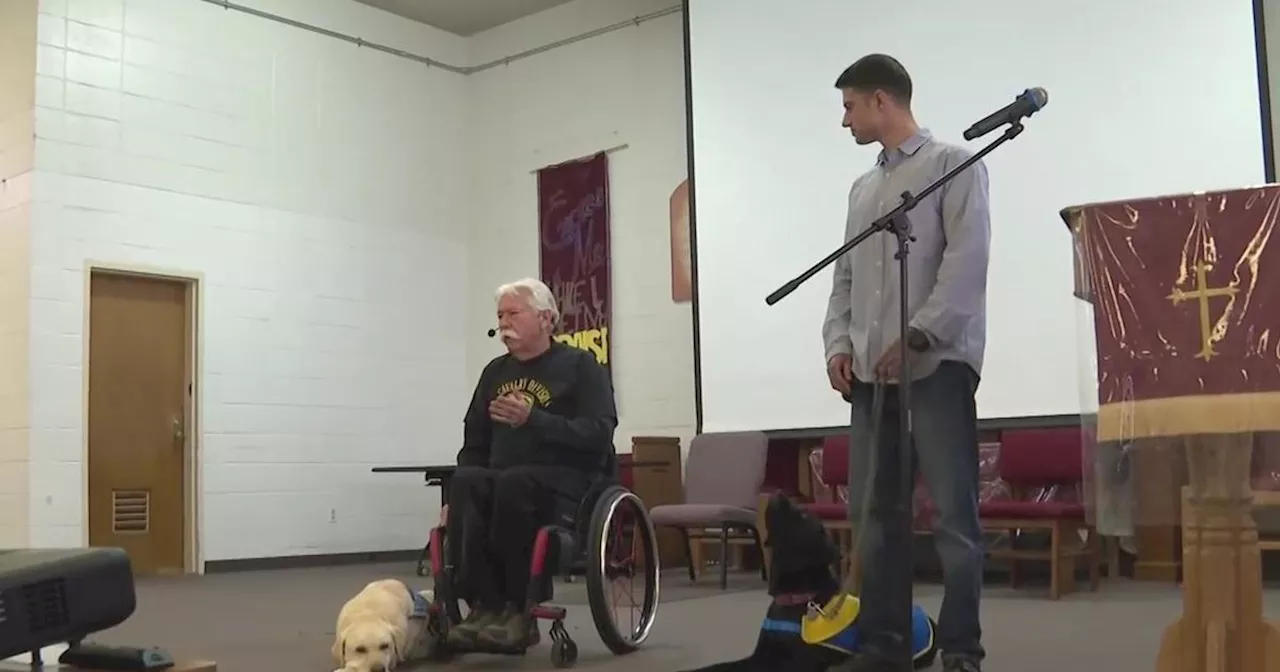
left=584, top=486, right=660, bottom=655
left=428, top=530, right=465, bottom=626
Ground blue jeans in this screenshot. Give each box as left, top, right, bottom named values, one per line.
left=847, top=360, right=985, bottom=661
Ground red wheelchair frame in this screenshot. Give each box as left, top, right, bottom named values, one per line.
left=422, top=483, right=660, bottom=668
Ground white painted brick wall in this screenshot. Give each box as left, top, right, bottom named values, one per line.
left=0, top=0, right=37, bottom=549
left=8, top=0, right=698, bottom=562
left=467, top=0, right=697, bottom=459
left=0, top=186, right=32, bottom=550
left=28, top=0, right=472, bottom=560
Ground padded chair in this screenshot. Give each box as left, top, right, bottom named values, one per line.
left=805, top=434, right=851, bottom=522
left=979, top=427, right=1102, bottom=599
left=803, top=435, right=855, bottom=579
left=647, top=431, right=769, bottom=589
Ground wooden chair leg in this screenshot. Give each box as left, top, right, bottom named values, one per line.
left=1049, top=521, right=1063, bottom=600
left=841, top=528, right=862, bottom=594
left=1087, top=526, right=1102, bottom=591
left=825, top=529, right=841, bottom=577
left=692, top=536, right=705, bottom=582
left=750, top=525, right=767, bottom=582
left=840, top=529, right=853, bottom=580
left=1061, top=557, right=1077, bottom=597
left=677, top=527, right=697, bottom=583
left=757, top=498, right=771, bottom=582
left=719, top=525, right=730, bottom=590
left=1008, top=528, right=1021, bottom=589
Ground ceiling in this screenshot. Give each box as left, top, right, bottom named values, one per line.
left=354, top=0, right=578, bottom=36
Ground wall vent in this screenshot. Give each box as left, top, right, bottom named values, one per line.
left=112, top=490, right=150, bottom=534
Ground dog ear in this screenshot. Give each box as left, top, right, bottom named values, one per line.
left=387, top=620, right=409, bottom=663
left=330, top=631, right=346, bottom=666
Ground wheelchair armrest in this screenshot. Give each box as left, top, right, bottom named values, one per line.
left=428, top=526, right=447, bottom=578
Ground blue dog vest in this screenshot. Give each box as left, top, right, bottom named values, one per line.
left=761, top=604, right=935, bottom=662
left=408, top=587, right=431, bottom=620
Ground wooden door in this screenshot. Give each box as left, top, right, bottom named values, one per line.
left=87, top=272, right=190, bottom=575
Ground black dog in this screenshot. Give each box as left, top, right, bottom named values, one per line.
left=679, top=493, right=937, bottom=671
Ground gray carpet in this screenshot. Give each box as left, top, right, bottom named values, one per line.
left=18, top=562, right=1280, bottom=671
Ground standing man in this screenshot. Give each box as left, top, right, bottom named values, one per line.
left=822, top=54, right=990, bottom=672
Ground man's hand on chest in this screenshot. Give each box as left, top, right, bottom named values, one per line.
left=489, top=392, right=533, bottom=427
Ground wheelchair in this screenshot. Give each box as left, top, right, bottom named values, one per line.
left=422, top=464, right=661, bottom=668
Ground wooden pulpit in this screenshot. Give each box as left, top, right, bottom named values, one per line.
left=1063, top=185, right=1280, bottom=672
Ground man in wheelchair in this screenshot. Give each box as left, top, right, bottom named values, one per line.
left=439, top=277, right=617, bottom=652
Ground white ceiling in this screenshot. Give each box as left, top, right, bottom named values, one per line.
left=354, top=0, right=578, bottom=36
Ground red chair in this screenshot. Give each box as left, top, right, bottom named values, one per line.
left=978, top=427, right=1102, bottom=599
left=804, top=434, right=850, bottom=522
left=800, top=435, right=855, bottom=578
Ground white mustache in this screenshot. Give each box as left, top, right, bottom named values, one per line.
left=499, top=328, right=519, bottom=339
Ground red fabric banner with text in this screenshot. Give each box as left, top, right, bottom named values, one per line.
left=537, top=151, right=612, bottom=377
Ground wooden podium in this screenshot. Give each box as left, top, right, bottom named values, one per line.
left=1063, top=185, right=1280, bottom=672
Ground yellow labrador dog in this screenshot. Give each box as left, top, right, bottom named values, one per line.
left=331, top=579, right=437, bottom=672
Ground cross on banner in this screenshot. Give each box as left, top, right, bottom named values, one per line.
left=1166, top=260, right=1238, bottom=361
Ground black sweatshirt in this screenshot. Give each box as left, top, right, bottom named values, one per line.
left=456, top=342, right=617, bottom=475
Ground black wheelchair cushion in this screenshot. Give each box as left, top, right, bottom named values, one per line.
left=543, top=473, right=619, bottom=577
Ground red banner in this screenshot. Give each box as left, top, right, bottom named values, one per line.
left=537, top=151, right=612, bottom=376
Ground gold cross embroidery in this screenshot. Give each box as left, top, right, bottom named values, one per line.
left=1166, top=260, right=1237, bottom=361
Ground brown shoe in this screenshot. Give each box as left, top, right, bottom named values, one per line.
left=477, top=603, right=538, bottom=649
left=445, top=607, right=497, bottom=647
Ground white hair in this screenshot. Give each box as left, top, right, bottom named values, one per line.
left=495, top=277, right=560, bottom=325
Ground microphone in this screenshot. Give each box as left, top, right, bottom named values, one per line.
left=487, top=328, right=497, bottom=338
left=962, top=87, right=1048, bottom=141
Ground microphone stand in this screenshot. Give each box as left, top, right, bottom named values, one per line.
left=765, top=121, right=1025, bottom=671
